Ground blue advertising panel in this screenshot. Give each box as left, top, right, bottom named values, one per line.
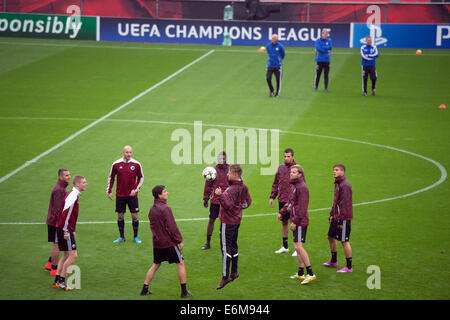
left=351, top=23, right=450, bottom=49
left=99, top=17, right=350, bottom=47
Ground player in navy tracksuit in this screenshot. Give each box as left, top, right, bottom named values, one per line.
left=314, top=29, right=332, bottom=92
left=266, top=34, right=285, bottom=98
left=360, top=36, right=379, bottom=96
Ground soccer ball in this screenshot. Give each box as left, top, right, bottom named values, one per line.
left=202, top=167, right=217, bottom=181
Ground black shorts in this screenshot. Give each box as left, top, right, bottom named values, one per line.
left=47, top=225, right=58, bottom=243
left=153, top=246, right=184, bottom=264
left=209, top=203, right=220, bottom=220
left=56, top=228, right=76, bottom=251
left=293, top=225, right=308, bottom=243
left=116, top=196, right=139, bottom=213
left=328, top=220, right=351, bottom=242
left=279, top=201, right=290, bottom=221
left=316, top=61, right=330, bottom=71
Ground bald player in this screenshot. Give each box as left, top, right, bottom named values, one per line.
left=107, top=145, right=144, bottom=244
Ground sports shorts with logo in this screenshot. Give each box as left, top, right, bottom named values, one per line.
left=293, top=225, right=308, bottom=243
left=328, top=220, right=351, bottom=242
left=116, top=196, right=139, bottom=213
left=56, top=228, right=76, bottom=251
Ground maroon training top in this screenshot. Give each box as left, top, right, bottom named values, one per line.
left=218, top=179, right=252, bottom=225
left=280, top=176, right=309, bottom=226
left=56, top=188, right=80, bottom=232
left=46, top=179, right=68, bottom=226
left=270, top=160, right=297, bottom=203
left=107, top=157, right=144, bottom=197
left=148, top=198, right=183, bottom=248
left=203, top=164, right=230, bottom=204
left=330, top=176, right=353, bottom=222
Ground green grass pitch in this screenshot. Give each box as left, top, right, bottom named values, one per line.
left=0, top=37, right=449, bottom=301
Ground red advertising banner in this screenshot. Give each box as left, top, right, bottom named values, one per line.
left=3, top=0, right=449, bottom=23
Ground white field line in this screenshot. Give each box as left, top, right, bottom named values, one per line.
left=0, top=50, right=215, bottom=184
left=0, top=209, right=329, bottom=225
left=0, top=117, right=446, bottom=226
left=0, top=40, right=449, bottom=56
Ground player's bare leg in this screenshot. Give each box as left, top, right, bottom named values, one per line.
left=141, top=263, right=160, bottom=295
left=177, top=261, right=192, bottom=297
left=144, top=263, right=160, bottom=285
left=50, top=243, right=60, bottom=266
left=275, top=219, right=290, bottom=253
left=60, top=250, right=77, bottom=279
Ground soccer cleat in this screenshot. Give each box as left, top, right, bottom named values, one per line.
left=322, top=261, right=339, bottom=268
left=274, top=94, right=280, bottom=98
left=181, top=291, right=193, bottom=298
left=290, top=274, right=306, bottom=281
left=134, top=236, right=142, bottom=244
left=372, top=89, right=376, bottom=96
left=275, top=246, right=289, bottom=254
left=292, top=251, right=297, bottom=257
left=56, top=282, right=72, bottom=291
left=113, top=236, right=125, bottom=243
left=337, top=267, right=353, bottom=273
left=269, top=91, right=274, bottom=97
left=229, top=273, right=239, bottom=282
left=50, top=269, right=58, bottom=276
left=314, top=87, right=318, bottom=92
left=140, top=289, right=152, bottom=296
left=52, top=281, right=59, bottom=288
left=45, top=261, right=52, bottom=271
left=301, top=274, right=317, bottom=285
left=363, top=92, right=367, bottom=97
left=216, top=278, right=232, bottom=290
left=324, top=88, right=329, bottom=93
left=201, top=243, right=210, bottom=250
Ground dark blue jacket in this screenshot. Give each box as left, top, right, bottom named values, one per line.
left=266, top=41, right=285, bottom=68
left=315, top=37, right=332, bottom=62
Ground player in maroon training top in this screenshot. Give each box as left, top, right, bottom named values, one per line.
left=323, top=164, right=354, bottom=273
left=214, top=164, right=252, bottom=290
left=45, top=168, right=70, bottom=276
left=270, top=148, right=297, bottom=254
left=280, top=165, right=316, bottom=285
left=201, top=151, right=229, bottom=250
left=107, top=145, right=144, bottom=244
left=53, top=175, right=87, bottom=291
left=140, top=185, right=192, bottom=298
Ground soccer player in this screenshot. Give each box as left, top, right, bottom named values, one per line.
left=107, top=145, right=144, bottom=244
left=53, top=175, right=87, bottom=291
left=201, top=151, right=230, bottom=250
left=323, top=164, right=353, bottom=273
left=140, top=185, right=192, bottom=298
left=266, top=34, right=285, bottom=98
left=215, top=164, right=252, bottom=290
left=361, top=35, right=379, bottom=96
left=45, top=168, right=70, bottom=276
left=280, top=165, right=316, bottom=285
left=269, top=148, right=297, bottom=255
left=314, top=29, right=332, bottom=92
